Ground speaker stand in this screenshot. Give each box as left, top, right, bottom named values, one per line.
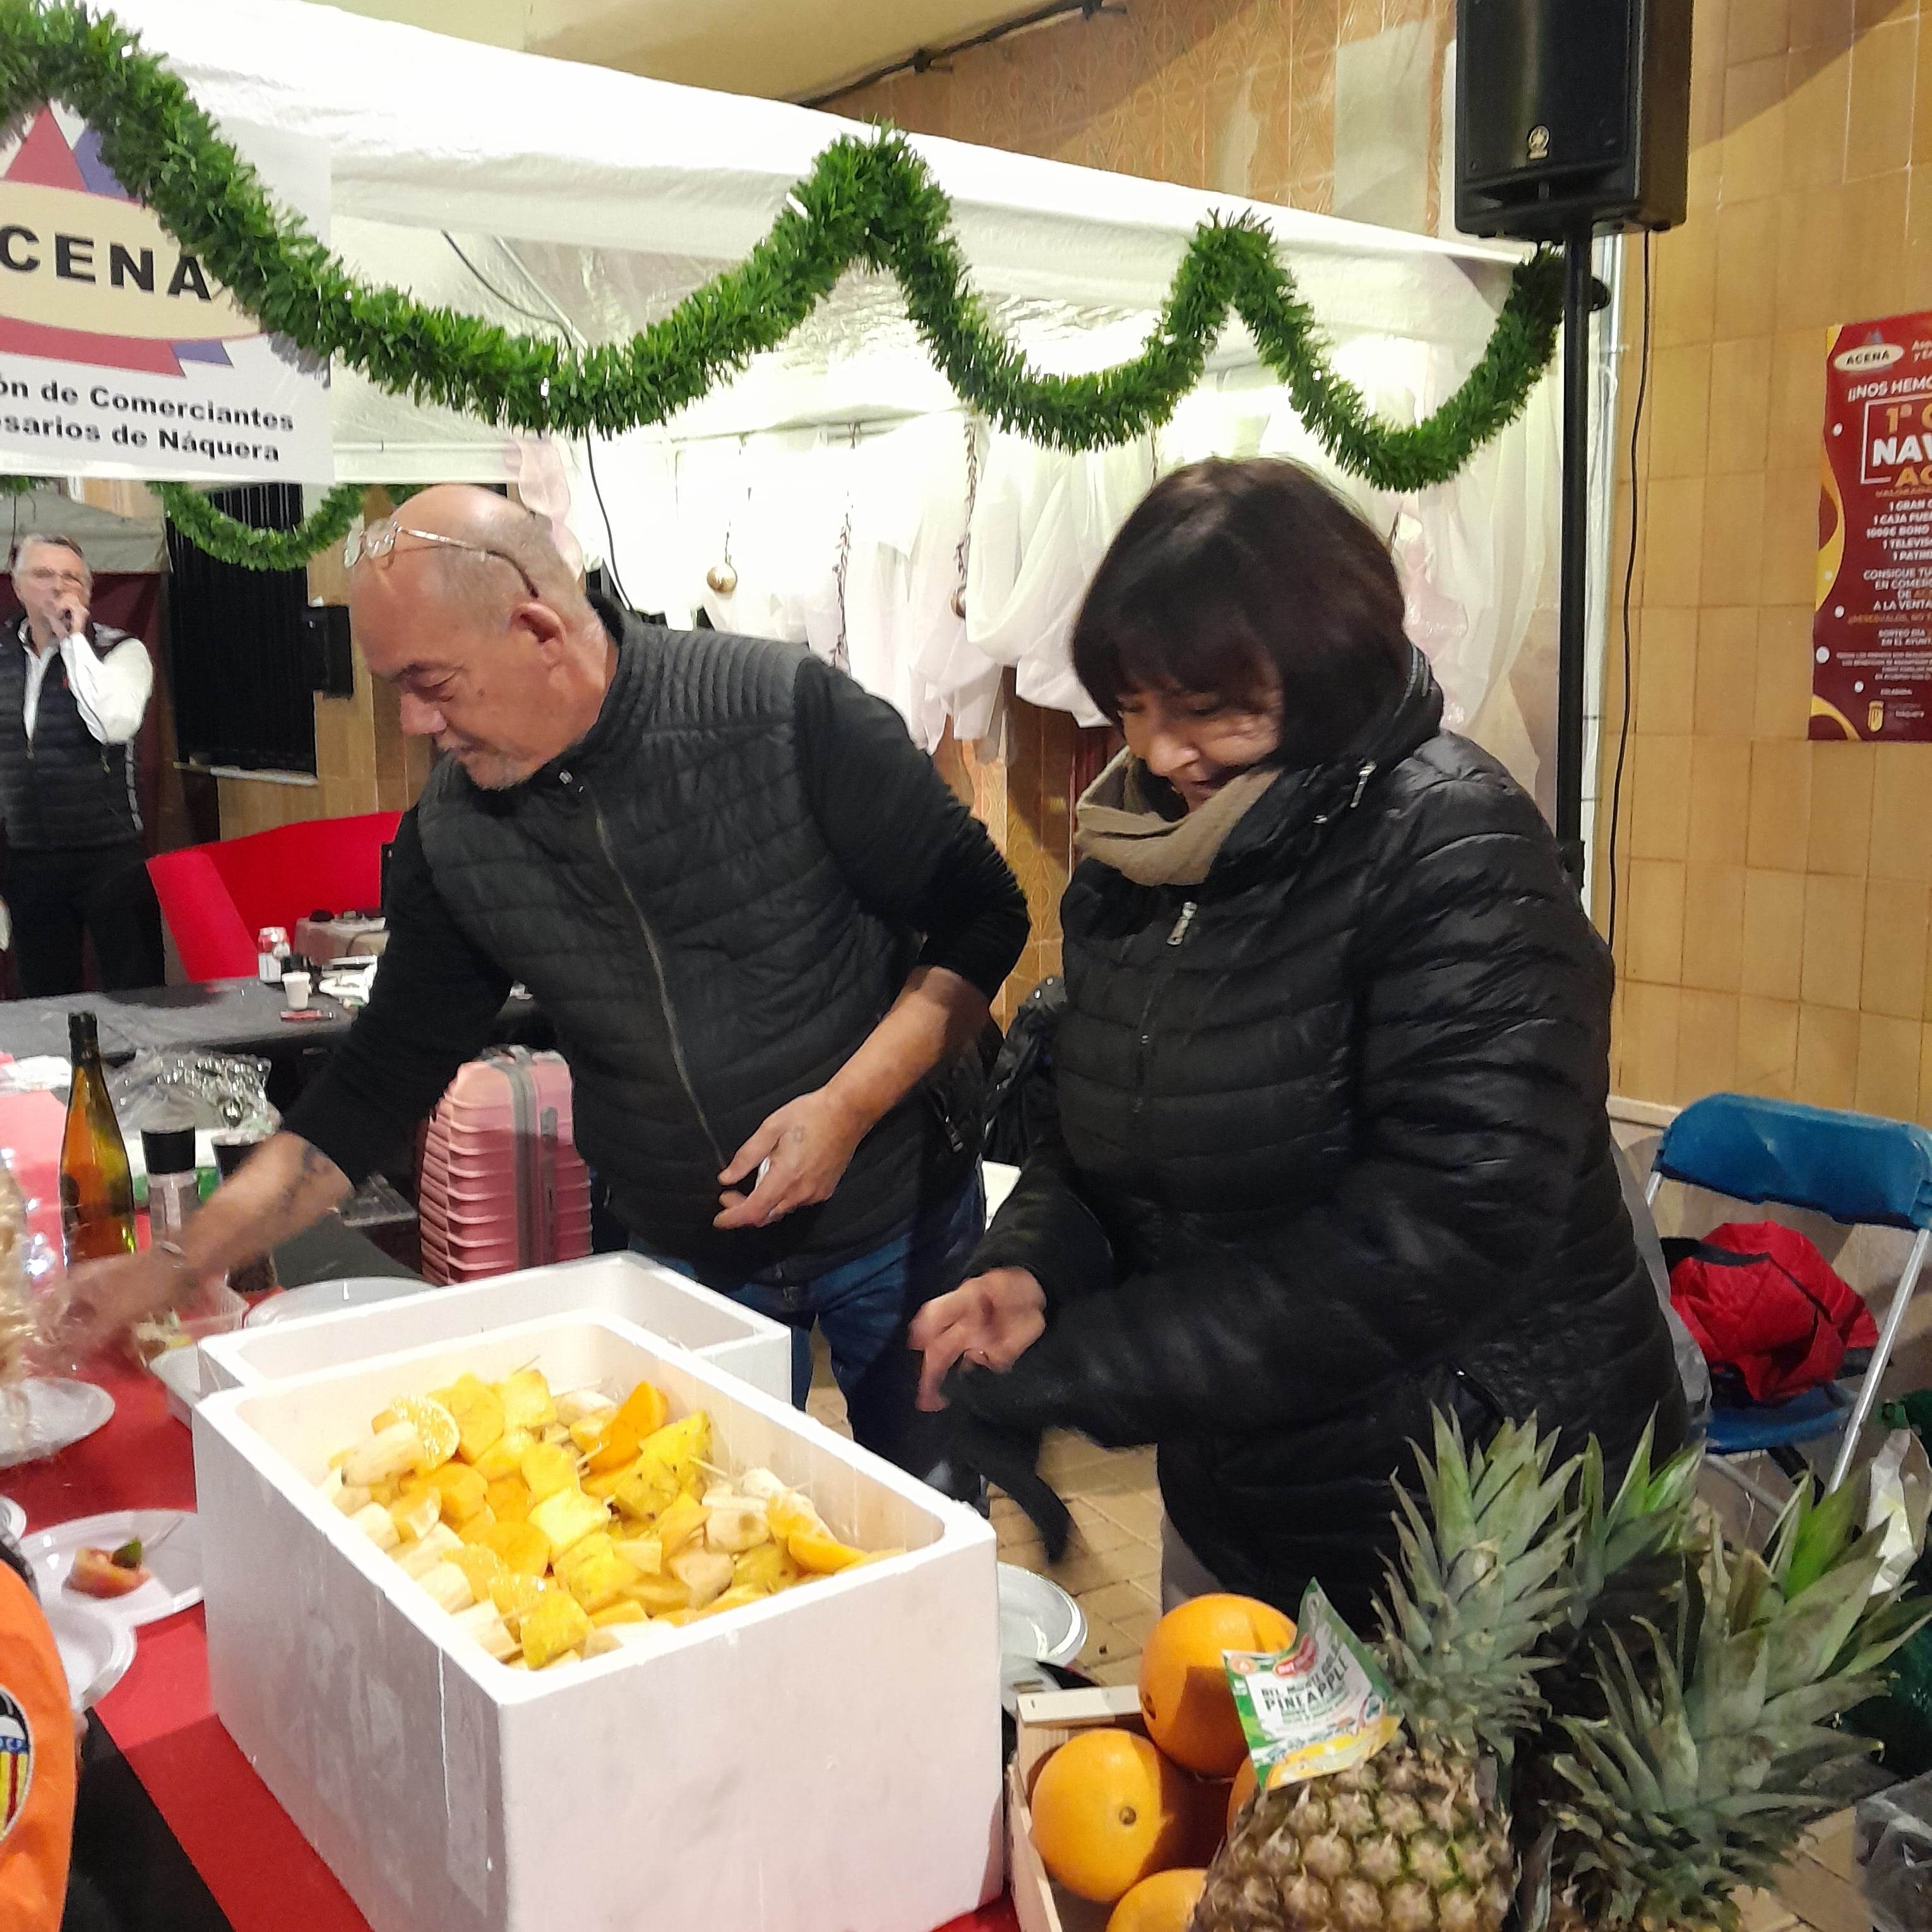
left=1554, top=221, right=1597, bottom=895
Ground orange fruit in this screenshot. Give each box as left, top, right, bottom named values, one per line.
left=1029, top=1729, right=1193, bottom=1904
left=1227, top=1754, right=1258, bottom=1831
left=1106, top=1866, right=1208, bottom=1932
left=393, top=1396, right=460, bottom=1472
left=1138, top=1594, right=1296, bottom=1777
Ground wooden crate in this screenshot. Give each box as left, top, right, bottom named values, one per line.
left=1008, top=1685, right=1147, bottom=1932
left=1774, top=1811, right=1870, bottom=1932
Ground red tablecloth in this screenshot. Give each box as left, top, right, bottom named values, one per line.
left=3, top=1363, right=1020, bottom=1932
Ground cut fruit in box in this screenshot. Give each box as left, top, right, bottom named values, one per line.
left=318, top=1364, right=897, bottom=1672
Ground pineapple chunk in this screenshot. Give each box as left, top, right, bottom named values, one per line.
left=705, top=1496, right=770, bottom=1554
left=519, top=1440, right=578, bottom=1504
left=496, top=1368, right=556, bottom=1434
left=623, top=1571, right=692, bottom=1615
left=527, top=1486, right=610, bottom=1557
left=481, top=1518, right=552, bottom=1578
left=439, top=1374, right=506, bottom=1464
left=667, top=1546, right=734, bottom=1609
left=449, top=1544, right=508, bottom=1601
left=520, top=1587, right=590, bottom=1669
left=393, top=1396, right=460, bottom=1472
left=786, top=1524, right=867, bottom=1575
left=389, top=1488, right=441, bottom=1544
left=612, top=1534, right=663, bottom=1577
left=540, top=1423, right=573, bottom=1446
left=472, top=1428, right=536, bottom=1482
left=558, top=1543, right=643, bottom=1614
left=489, top=1571, right=546, bottom=1629
left=350, top=1501, right=402, bottom=1552
left=417, top=1563, right=475, bottom=1614
left=343, top=1421, right=423, bottom=1488
left=456, top=1506, right=498, bottom=1546
left=589, top=1601, right=648, bottom=1628
left=654, top=1493, right=709, bottom=1559
left=612, top=1456, right=679, bottom=1523
left=485, top=1474, right=533, bottom=1524
left=614, top=1380, right=669, bottom=1440
left=694, top=1583, right=769, bottom=1621
left=396, top=1525, right=463, bottom=1578
left=732, top=1543, right=802, bottom=1594
left=637, top=1411, right=710, bottom=1479
left=584, top=1465, right=633, bottom=1502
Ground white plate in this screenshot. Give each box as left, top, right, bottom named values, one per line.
left=998, top=1563, right=1086, bottom=1668
left=0, top=1378, right=114, bottom=1469
left=42, top=1594, right=136, bottom=1710
left=244, top=1275, right=426, bottom=1327
left=0, top=1495, right=23, bottom=1541
left=27, top=1509, right=203, bottom=1629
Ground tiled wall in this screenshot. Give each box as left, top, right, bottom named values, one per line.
left=1600, top=0, right=1932, bottom=1120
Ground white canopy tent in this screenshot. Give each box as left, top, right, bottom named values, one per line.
left=88, top=0, right=1567, bottom=797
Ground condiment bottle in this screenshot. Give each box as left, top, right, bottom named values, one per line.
left=141, top=1124, right=199, bottom=1250
left=212, top=1136, right=278, bottom=1297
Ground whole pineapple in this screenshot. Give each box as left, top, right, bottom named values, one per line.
left=1542, top=1477, right=1931, bottom=1932
left=1192, top=1414, right=1580, bottom=1932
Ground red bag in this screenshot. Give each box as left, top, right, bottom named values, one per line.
left=1666, top=1221, right=1878, bottom=1405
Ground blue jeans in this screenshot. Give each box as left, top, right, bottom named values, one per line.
left=633, top=1172, right=986, bottom=1474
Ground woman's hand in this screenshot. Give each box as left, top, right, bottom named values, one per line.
left=910, top=1268, right=1047, bottom=1411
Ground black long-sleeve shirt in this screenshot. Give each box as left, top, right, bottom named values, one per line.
left=287, top=652, right=1029, bottom=1190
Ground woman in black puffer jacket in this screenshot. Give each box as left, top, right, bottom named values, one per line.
left=912, top=459, right=1687, bottom=1627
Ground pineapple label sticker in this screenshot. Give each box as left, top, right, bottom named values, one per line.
left=0, top=103, right=333, bottom=486
left=1224, top=1583, right=1400, bottom=1790
left=1813, top=309, right=1932, bottom=741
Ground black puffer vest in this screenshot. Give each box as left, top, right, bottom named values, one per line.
left=0, top=620, right=141, bottom=850
left=968, top=654, right=1686, bottom=1623
left=416, top=617, right=976, bottom=1284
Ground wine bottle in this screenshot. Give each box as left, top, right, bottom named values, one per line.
left=60, top=1010, right=135, bottom=1266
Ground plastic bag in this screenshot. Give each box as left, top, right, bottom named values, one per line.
left=1869, top=1429, right=1932, bottom=1598
left=107, top=1049, right=278, bottom=1138
left=1857, top=1769, right=1932, bottom=1932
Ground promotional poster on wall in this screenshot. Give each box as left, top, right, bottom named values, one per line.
left=1814, top=309, right=1932, bottom=742
left=0, top=103, right=332, bottom=486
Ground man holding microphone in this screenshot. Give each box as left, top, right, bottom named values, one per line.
left=0, top=534, right=161, bottom=995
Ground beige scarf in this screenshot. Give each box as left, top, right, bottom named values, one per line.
left=1073, top=749, right=1282, bottom=886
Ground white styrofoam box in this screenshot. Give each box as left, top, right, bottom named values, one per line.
left=199, top=1253, right=791, bottom=1405
left=193, top=1311, right=1002, bottom=1932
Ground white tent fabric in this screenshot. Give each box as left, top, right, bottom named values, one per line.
left=98, top=0, right=1564, bottom=790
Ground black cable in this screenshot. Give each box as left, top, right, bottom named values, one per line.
left=581, top=432, right=633, bottom=612
left=442, top=234, right=634, bottom=610
left=1605, top=231, right=1653, bottom=957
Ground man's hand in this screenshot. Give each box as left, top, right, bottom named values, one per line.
left=714, top=1088, right=868, bottom=1230
left=54, top=596, right=87, bottom=641
left=44, top=1246, right=195, bottom=1366
left=909, top=1268, right=1047, bottom=1411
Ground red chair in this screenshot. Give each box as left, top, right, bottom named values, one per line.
left=147, top=811, right=402, bottom=982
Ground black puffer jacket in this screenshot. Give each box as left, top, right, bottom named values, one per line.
left=960, top=654, right=1686, bottom=1625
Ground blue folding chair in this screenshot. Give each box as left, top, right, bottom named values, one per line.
left=1645, top=1093, right=1932, bottom=1494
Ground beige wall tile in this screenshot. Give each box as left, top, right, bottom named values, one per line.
left=1856, top=1012, right=1925, bottom=1118
left=1645, top=477, right=1708, bottom=606
left=1649, top=346, right=1715, bottom=477
left=1622, top=982, right=1683, bottom=1102
left=1632, top=736, right=1695, bottom=860
left=1731, top=0, right=1794, bottom=61
left=1776, top=186, right=1851, bottom=331
left=1716, top=197, right=1784, bottom=338
left=1636, top=609, right=1698, bottom=732
left=1739, top=994, right=1802, bottom=1096
left=1628, top=861, right=1689, bottom=984
left=1760, top=471, right=1820, bottom=608
left=1747, top=741, right=1815, bottom=869
left=1796, top=1003, right=1861, bottom=1106
left=1742, top=867, right=1809, bottom=998
left=1678, top=991, right=1743, bottom=1099
left=1690, top=738, right=1755, bottom=865
left=1801, top=871, right=1868, bottom=1006
left=1871, top=752, right=1932, bottom=881
left=1863, top=879, right=1932, bottom=1016
left=1696, top=608, right=1762, bottom=735
left=1846, top=168, right=1914, bottom=318
left=1768, top=330, right=1828, bottom=472
left=1755, top=600, right=1818, bottom=732
left=1785, top=42, right=1853, bottom=181
left=1917, top=1022, right=1932, bottom=1121
left=1702, top=473, right=1768, bottom=595
left=1847, top=18, right=1919, bottom=177
left=1683, top=863, right=1749, bottom=991
left=1708, top=337, right=1777, bottom=473
left=1653, top=227, right=1719, bottom=347
left=1724, top=54, right=1790, bottom=193
left=1805, top=742, right=1876, bottom=874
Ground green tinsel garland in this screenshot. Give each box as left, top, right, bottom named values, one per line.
left=0, top=4, right=1563, bottom=567
left=153, top=480, right=367, bottom=573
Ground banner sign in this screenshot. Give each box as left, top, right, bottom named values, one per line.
left=1814, top=310, right=1932, bottom=741
left=0, top=104, right=332, bottom=485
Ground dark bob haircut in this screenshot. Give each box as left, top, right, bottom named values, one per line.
left=1071, top=458, right=1412, bottom=770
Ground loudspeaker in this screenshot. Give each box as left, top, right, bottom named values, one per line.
left=1455, top=0, right=1693, bottom=240
left=300, top=601, right=354, bottom=698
